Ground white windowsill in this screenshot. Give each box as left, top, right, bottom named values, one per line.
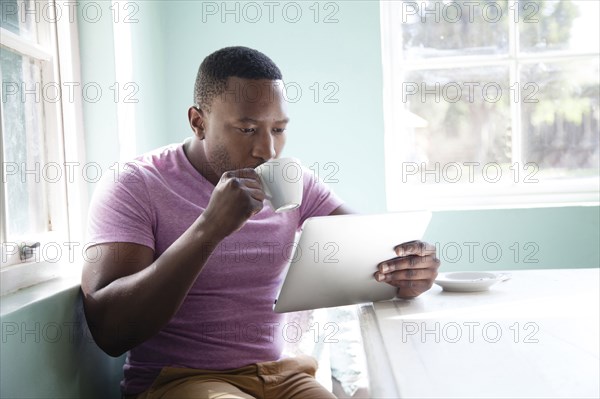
left=387, top=180, right=600, bottom=212
left=389, top=196, right=600, bottom=212
left=1, top=248, right=83, bottom=296
left=0, top=272, right=80, bottom=317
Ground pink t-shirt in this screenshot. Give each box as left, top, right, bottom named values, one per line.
left=86, top=143, right=344, bottom=395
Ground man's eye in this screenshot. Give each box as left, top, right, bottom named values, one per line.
left=239, top=128, right=255, bottom=134
left=272, top=128, right=286, bottom=135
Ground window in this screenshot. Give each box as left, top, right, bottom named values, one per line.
left=1, top=0, right=86, bottom=294
left=380, top=0, right=600, bottom=210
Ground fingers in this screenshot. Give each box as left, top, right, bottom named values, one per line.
left=222, top=168, right=262, bottom=186
left=241, top=181, right=266, bottom=201
left=221, top=169, right=265, bottom=200
left=374, top=240, right=441, bottom=298
left=377, top=254, right=439, bottom=274
left=394, top=240, right=436, bottom=257
left=374, top=266, right=438, bottom=283
left=225, top=168, right=259, bottom=177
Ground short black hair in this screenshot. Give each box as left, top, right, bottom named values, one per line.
left=194, top=46, right=283, bottom=111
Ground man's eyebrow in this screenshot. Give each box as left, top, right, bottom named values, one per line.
left=236, top=117, right=290, bottom=124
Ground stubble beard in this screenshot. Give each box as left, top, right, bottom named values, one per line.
left=206, top=143, right=235, bottom=179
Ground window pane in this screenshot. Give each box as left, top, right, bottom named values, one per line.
left=400, top=66, right=512, bottom=183
left=519, top=0, right=599, bottom=54
left=0, top=0, right=38, bottom=41
left=521, top=59, right=599, bottom=178
left=1, top=46, right=47, bottom=238
left=398, top=0, right=509, bottom=59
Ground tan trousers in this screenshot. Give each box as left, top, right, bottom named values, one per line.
left=123, top=355, right=337, bottom=399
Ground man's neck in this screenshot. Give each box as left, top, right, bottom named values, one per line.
left=183, top=137, right=220, bottom=186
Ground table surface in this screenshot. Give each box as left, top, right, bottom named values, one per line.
left=358, top=268, right=600, bottom=398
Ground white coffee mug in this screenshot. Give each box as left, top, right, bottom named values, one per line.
left=255, top=157, right=303, bottom=212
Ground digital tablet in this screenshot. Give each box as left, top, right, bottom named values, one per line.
left=273, top=211, right=432, bottom=313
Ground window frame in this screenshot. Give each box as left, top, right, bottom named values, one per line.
left=1, top=0, right=88, bottom=295
left=380, top=0, right=600, bottom=212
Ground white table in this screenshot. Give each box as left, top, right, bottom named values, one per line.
left=358, top=268, right=600, bottom=398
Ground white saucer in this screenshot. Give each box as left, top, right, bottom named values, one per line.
left=435, top=272, right=509, bottom=292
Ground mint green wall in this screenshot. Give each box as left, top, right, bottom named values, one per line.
left=156, top=1, right=386, bottom=213
left=129, top=3, right=168, bottom=154
left=424, top=206, right=600, bottom=271
left=0, top=286, right=125, bottom=399
left=79, top=1, right=388, bottom=212
left=78, top=0, right=168, bottom=186
left=77, top=0, right=119, bottom=175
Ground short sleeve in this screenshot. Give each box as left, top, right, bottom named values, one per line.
left=86, top=164, right=155, bottom=251
left=297, top=166, right=344, bottom=227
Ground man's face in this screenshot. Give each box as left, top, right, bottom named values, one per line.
left=200, top=77, right=289, bottom=176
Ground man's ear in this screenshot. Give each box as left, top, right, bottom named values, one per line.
left=188, top=106, right=206, bottom=140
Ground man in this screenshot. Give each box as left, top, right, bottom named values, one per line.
left=81, top=46, right=440, bottom=399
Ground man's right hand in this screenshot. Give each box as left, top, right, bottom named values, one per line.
left=201, top=168, right=266, bottom=239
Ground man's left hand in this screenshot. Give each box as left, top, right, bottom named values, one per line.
left=374, top=240, right=440, bottom=299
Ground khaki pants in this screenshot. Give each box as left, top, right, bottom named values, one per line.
left=123, top=355, right=337, bottom=399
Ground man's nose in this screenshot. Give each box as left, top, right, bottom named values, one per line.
left=252, top=130, right=276, bottom=161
